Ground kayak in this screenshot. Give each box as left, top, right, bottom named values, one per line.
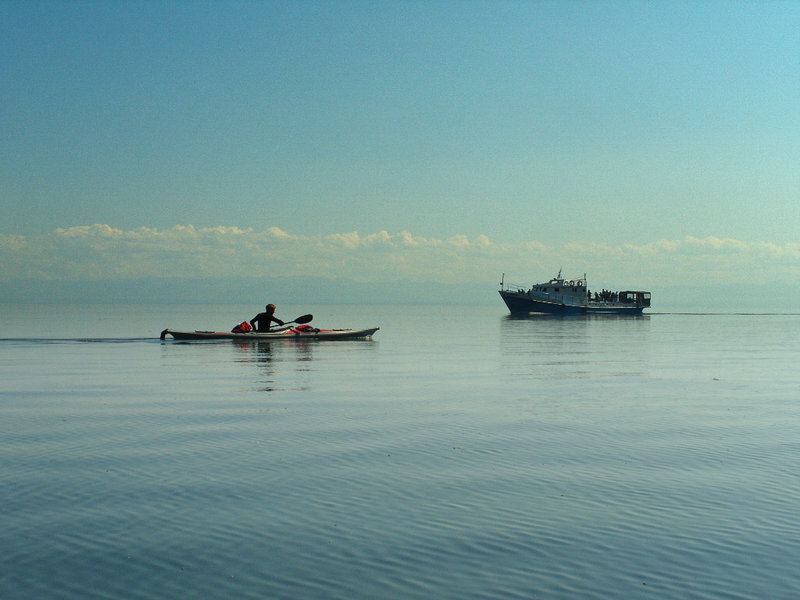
left=160, top=326, right=379, bottom=341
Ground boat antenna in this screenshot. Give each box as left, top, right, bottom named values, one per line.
left=557, top=267, right=562, bottom=279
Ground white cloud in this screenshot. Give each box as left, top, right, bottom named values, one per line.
left=0, top=233, right=28, bottom=251
left=1, top=226, right=798, bottom=288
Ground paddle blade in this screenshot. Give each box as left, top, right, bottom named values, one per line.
left=294, top=314, right=313, bottom=324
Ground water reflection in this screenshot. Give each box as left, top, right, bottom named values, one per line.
left=227, top=339, right=313, bottom=392
left=230, top=338, right=379, bottom=393
left=233, top=338, right=316, bottom=362
left=499, top=313, right=652, bottom=381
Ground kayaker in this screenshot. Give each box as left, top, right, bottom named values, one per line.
left=250, top=304, right=285, bottom=332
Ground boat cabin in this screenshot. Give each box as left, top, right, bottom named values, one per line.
left=618, top=291, right=651, bottom=307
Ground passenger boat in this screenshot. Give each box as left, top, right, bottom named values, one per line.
left=160, top=325, right=379, bottom=341
left=499, top=271, right=650, bottom=315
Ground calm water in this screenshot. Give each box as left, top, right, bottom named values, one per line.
left=2, top=304, right=800, bottom=599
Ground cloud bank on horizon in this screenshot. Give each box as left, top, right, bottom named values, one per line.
left=2, top=225, right=798, bottom=293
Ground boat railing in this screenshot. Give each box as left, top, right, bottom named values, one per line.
left=500, top=280, right=529, bottom=293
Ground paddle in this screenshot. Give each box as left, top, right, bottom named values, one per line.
left=284, top=314, right=313, bottom=326
left=267, top=314, right=313, bottom=333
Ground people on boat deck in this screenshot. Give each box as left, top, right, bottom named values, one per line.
left=594, top=290, right=619, bottom=302
left=250, top=304, right=285, bottom=332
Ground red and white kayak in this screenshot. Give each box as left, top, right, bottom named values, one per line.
left=160, top=325, right=379, bottom=341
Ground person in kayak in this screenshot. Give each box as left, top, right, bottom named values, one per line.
left=250, top=304, right=285, bottom=332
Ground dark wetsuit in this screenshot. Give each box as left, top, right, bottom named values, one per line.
left=250, top=311, right=284, bottom=332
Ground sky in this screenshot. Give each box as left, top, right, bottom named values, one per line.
left=2, top=1, right=799, bottom=303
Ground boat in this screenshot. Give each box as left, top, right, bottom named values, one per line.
left=499, top=270, right=650, bottom=315
left=160, top=324, right=379, bottom=341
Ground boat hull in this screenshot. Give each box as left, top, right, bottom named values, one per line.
left=499, top=290, right=645, bottom=315
left=161, top=327, right=379, bottom=341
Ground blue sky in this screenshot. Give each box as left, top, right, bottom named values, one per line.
left=2, top=1, right=799, bottom=299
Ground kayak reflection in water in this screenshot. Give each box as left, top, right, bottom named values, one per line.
left=250, top=303, right=285, bottom=332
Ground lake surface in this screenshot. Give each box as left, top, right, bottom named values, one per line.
left=2, top=303, right=800, bottom=599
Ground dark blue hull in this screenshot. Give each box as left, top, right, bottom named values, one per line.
left=499, top=290, right=645, bottom=315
